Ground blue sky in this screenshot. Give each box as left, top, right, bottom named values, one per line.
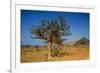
left=21, top=10, right=89, bottom=46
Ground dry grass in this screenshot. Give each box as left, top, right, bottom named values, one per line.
left=21, top=46, right=89, bottom=63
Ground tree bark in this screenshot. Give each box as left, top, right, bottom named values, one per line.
left=47, top=42, right=52, bottom=60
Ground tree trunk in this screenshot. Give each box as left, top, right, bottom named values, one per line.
left=47, top=42, right=52, bottom=59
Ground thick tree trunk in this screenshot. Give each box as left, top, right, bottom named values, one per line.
left=47, top=42, right=52, bottom=59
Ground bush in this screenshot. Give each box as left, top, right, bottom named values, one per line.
left=51, top=48, right=60, bottom=57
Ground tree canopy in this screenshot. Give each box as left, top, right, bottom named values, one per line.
left=30, top=16, right=71, bottom=45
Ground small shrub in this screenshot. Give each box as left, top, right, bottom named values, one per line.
left=35, top=48, right=41, bottom=51
left=51, top=48, right=60, bottom=57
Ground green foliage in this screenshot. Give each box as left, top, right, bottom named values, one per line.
left=51, top=48, right=60, bottom=57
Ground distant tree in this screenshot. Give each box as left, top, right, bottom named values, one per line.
left=30, top=16, right=71, bottom=58
left=26, top=45, right=31, bottom=48
left=21, top=45, right=31, bottom=48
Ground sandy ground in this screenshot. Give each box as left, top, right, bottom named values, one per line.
left=21, top=46, right=89, bottom=63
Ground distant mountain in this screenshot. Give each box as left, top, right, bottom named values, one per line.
left=73, top=37, right=89, bottom=46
